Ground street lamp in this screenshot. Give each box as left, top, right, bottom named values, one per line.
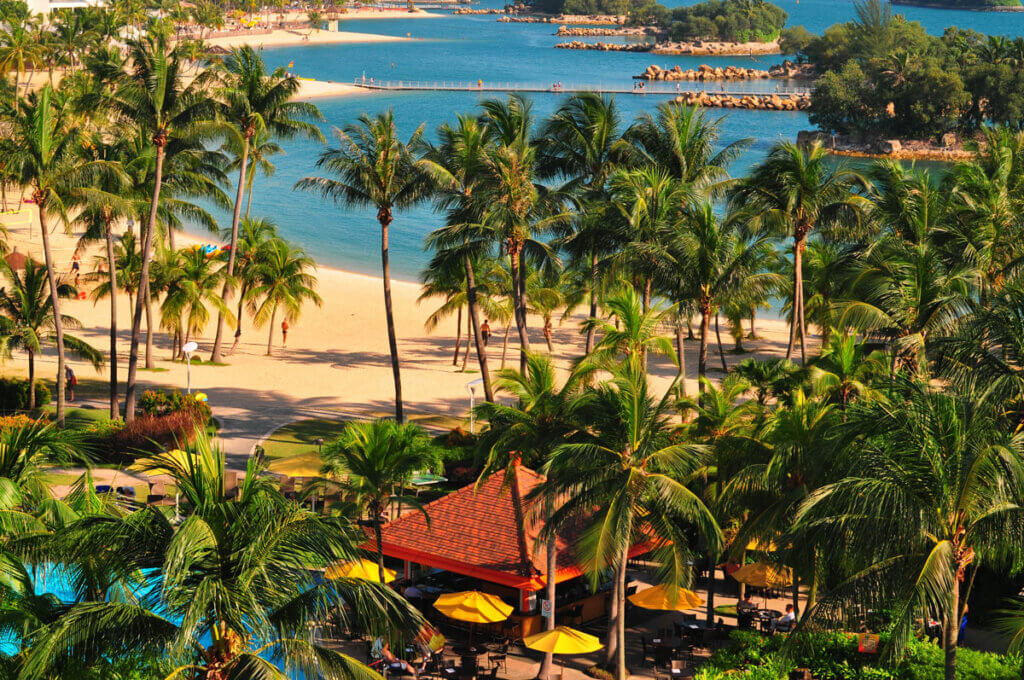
left=182, top=341, right=199, bottom=393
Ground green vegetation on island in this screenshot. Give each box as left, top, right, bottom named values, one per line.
left=893, top=0, right=1022, bottom=8
left=532, top=0, right=789, bottom=44
left=781, top=0, right=1024, bottom=141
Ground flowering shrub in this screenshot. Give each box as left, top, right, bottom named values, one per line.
left=87, top=412, right=204, bottom=465
left=138, top=389, right=212, bottom=425
left=0, top=414, right=40, bottom=431
left=0, top=378, right=51, bottom=414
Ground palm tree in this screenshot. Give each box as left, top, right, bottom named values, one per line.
left=476, top=352, right=583, bottom=680
left=808, top=332, right=888, bottom=410
left=626, top=101, right=750, bottom=194
left=732, top=141, right=869, bottom=364
left=159, top=247, right=233, bottom=351
left=538, top=361, right=721, bottom=680
left=734, top=357, right=803, bottom=408
left=320, top=420, right=438, bottom=582
left=538, top=93, right=628, bottom=355
left=0, top=260, right=103, bottom=411
left=247, top=238, right=321, bottom=355
left=297, top=112, right=429, bottom=422
left=579, top=287, right=676, bottom=374
left=476, top=96, right=566, bottom=375
left=225, top=217, right=279, bottom=354
left=419, top=114, right=498, bottom=400
left=0, top=16, right=43, bottom=105
left=209, top=45, right=324, bottom=362
left=112, top=33, right=218, bottom=422
left=0, top=418, right=88, bottom=509
left=794, top=379, right=1024, bottom=680
left=673, top=202, right=782, bottom=387
left=606, top=166, right=684, bottom=312
left=24, top=433, right=423, bottom=679
left=1, top=85, right=112, bottom=425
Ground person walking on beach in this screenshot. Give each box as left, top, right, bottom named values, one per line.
left=65, top=366, right=76, bottom=403
left=281, top=319, right=289, bottom=347
left=481, top=319, right=491, bottom=346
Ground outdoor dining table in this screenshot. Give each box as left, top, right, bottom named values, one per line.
left=756, top=609, right=782, bottom=633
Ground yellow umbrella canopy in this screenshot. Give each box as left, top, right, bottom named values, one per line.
left=745, top=538, right=779, bottom=552
left=433, top=591, right=513, bottom=624
left=128, top=449, right=190, bottom=477
left=524, top=626, right=603, bottom=655
left=627, top=584, right=704, bottom=611
left=325, top=558, right=396, bottom=583
left=731, top=563, right=793, bottom=589
left=266, top=451, right=324, bottom=478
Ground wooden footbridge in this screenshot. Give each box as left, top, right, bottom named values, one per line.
left=351, top=78, right=812, bottom=97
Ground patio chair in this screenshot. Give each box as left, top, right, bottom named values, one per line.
left=640, top=637, right=655, bottom=668
left=488, top=645, right=507, bottom=671
left=147, top=482, right=167, bottom=505
left=669, top=659, right=687, bottom=677
left=482, top=667, right=499, bottom=680
left=653, top=646, right=673, bottom=669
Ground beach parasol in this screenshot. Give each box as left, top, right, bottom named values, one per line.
left=745, top=539, right=779, bottom=552
left=628, top=584, right=704, bottom=611
left=524, top=626, right=603, bottom=655
left=731, top=563, right=792, bottom=589
left=325, top=557, right=396, bottom=583
left=128, top=449, right=190, bottom=519
left=434, top=590, right=513, bottom=650
left=434, top=591, right=513, bottom=623
left=4, top=248, right=28, bottom=271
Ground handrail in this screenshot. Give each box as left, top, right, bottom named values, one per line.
left=350, top=76, right=811, bottom=96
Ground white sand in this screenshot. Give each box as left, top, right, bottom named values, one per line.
left=1, top=211, right=799, bottom=440
left=295, top=77, right=367, bottom=99
left=204, top=27, right=407, bottom=50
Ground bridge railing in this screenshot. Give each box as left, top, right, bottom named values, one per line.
left=351, top=77, right=812, bottom=95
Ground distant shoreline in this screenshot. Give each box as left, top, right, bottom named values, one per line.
left=891, top=0, right=1024, bottom=11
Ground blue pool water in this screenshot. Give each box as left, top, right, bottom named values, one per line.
left=190, top=0, right=1024, bottom=280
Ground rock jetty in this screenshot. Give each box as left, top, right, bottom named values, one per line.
left=675, top=92, right=810, bottom=111
left=796, top=130, right=974, bottom=161
left=453, top=7, right=506, bottom=13
left=637, top=61, right=815, bottom=81
left=498, top=13, right=622, bottom=23
left=651, top=39, right=781, bottom=56
left=556, top=40, right=650, bottom=52
left=555, top=25, right=658, bottom=36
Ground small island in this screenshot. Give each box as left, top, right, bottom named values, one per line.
left=892, top=0, right=1022, bottom=10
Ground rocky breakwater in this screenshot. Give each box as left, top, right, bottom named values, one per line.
left=555, top=25, right=659, bottom=36
left=453, top=7, right=506, bottom=13
left=676, top=92, right=811, bottom=111
left=556, top=40, right=651, bottom=52
left=796, top=130, right=974, bottom=161
left=651, top=39, right=781, bottom=56
left=637, top=61, right=816, bottom=81
left=499, top=13, right=622, bottom=23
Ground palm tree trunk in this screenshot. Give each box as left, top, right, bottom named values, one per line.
left=452, top=305, right=462, bottom=365
left=643, top=276, right=651, bottom=314
left=245, top=169, right=256, bottom=219
left=538, top=523, right=557, bottom=680
left=510, top=246, right=530, bottom=375
left=792, top=572, right=799, bottom=615
left=786, top=243, right=800, bottom=362
left=104, top=216, right=119, bottom=419
left=604, top=556, right=620, bottom=668
left=211, top=135, right=250, bottom=363
left=585, top=250, right=598, bottom=355
left=615, top=550, right=628, bottom=680
left=37, top=206, right=67, bottom=427
left=228, top=285, right=246, bottom=356
left=676, top=323, right=687, bottom=399
left=125, top=144, right=165, bottom=423
left=714, top=313, right=728, bottom=372
left=698, top=304, right=710, bottom=392
left=267, top=305, right=277, bottom=355
left=144, top=296, right=154, bottom=369
left=501, top=321, right=511, bottom=369
left=27, top=350, right=35, bottom=411
left=944, top=578, right=960, bottom=680
left=706, top=561, right=716, bottom=626
left=508, top=464, right=532, bottom=578
left=792, top=235, right=808, bottom=365
left=461, top=309, right=471, bottom=370
left=464, top=255, right=494, bottom=402
left=380, top=214, right=404, bottom=423
left=748, top=310, right=757, bottom=339
left=373, top=504, right=387, bottom=584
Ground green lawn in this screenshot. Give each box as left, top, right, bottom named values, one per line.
left=39, top=405, right=110, bottom=429
left=260, top=418, right=351, bottom=459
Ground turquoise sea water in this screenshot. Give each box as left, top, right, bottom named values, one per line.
left=193, top=0, right=1024, bottom=280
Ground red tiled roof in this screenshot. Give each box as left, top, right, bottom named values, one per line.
left=377, top=466, right=653, bottom=591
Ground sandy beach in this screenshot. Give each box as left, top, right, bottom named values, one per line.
left=203, top=27, right=409, bottom=50
left=0, top=212, right=797, bottom=455
left=294, top=77, right=368, bottom=99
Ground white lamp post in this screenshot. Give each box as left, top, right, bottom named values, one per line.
left=182, top=341, right=199, bottom=393
left=466, top=378, right=483, bottom=433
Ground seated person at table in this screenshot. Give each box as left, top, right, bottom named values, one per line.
left=772, top=604, right=797, bottom=632
left=381, top=641, right=419, bottom=678
left=737, top=595, right=756, bottom=612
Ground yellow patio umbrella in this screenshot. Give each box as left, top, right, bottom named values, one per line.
left=628, top=584, right=704, bottom=611
left=266, top=451, right=324, bottom=478
left=524, top=626, right=603, bottom=654
left=745, top=539, right=779, bottom=552
left=435, top=591, right=513, bottom=650
left=325, top=558, right=396, bottom=583
left=731, top=563, right=793, bottom=589
left=434, top=591, right=513, bottom=623
left=128, top=449, right=190, bottom=477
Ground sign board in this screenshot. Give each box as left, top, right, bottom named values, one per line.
left=858, top=634, right=880, bottom=654
left=540, top=599, right=553, bottom=618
